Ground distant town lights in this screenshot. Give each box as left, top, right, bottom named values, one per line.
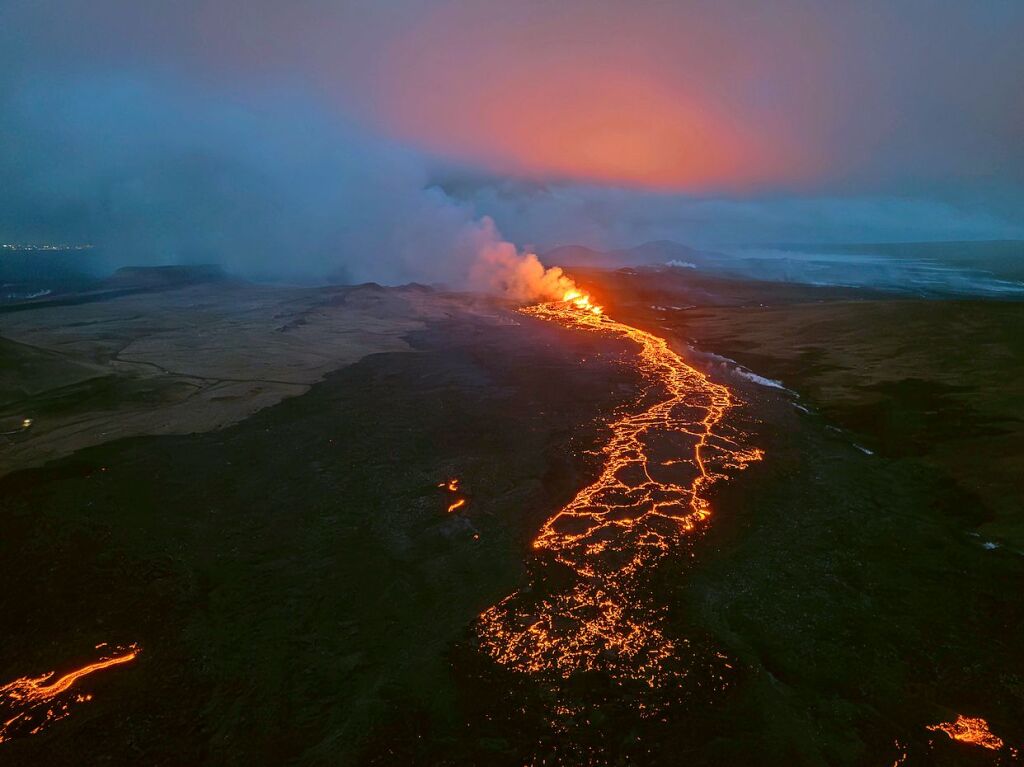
left=1, top=243, right=93, bottom=251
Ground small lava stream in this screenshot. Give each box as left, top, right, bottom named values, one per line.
left=0, top=644, right=139, bottom=745
left=477, top=294, right=762, bottom=696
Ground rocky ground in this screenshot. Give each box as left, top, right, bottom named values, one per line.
left=1, top=267, right=1021, bottom=765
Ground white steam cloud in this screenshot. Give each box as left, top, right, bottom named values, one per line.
left=467, top=218, right=577, bottom=301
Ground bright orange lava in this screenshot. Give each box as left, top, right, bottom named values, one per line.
left=0, top=644, right=139, bottom=744
left=477, top=293, right=761, bottom=688
left=928, top=715, right=1004, bottom=751
left=439, top=478, right=467, bottom=513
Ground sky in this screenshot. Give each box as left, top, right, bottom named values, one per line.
left=1, top=0, right=1022, bottom=282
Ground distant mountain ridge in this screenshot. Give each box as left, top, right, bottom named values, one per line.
left=542, top=240, right=706, bottom=269
left=540, top=239, right=1024, bottom=299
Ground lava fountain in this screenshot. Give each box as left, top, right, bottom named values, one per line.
left=477, top=289, right=762, bottom=700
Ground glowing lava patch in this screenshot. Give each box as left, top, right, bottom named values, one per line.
left=439, top=477, right=467, bottom=513
left=0, top=644, right=139, bottom=745
left=928, top=715, right=1005, bottom=751
left=476, top=295, right=761, bottom=691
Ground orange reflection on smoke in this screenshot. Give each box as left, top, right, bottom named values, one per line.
left=371, top=3, right=831, bottom=191
left=928, top=715, right=1004, bottom=751
left=0, top=644, right=139, bottom=744
left=477, top=293, right=761, bottom=687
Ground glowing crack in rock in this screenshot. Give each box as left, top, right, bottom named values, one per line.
left=0, top=644, right=139, bottom=745
left=477, top=292, right=762, bottom=691
left=927, top=715, right=1004, bottom=751
left=439, top=477, right=467, bottom=513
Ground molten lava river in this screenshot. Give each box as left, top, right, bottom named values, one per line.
left=476, top=294, right=762, bottom=720
left=0, top=644, right=139, bottom=744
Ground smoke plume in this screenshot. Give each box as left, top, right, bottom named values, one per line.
left=468, top=218, right=577, bottom=301
left=0, top=73, right=578, bottom=303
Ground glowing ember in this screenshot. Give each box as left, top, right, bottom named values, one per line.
left=439, top=478, right=467, bottom=513
left=0, top=644, right=139, bottom=745
left=477, top=294, right=761, bottom=693
left=891, top=740, right=908, bottom=766
left=927, top=715, right=1004, bottom=751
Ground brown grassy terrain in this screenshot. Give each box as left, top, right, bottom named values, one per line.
left=0, top=279, right=503, bottom=476
left=678, top=299, right=1024, bottom=547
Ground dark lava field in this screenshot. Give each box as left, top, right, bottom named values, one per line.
left=1, top=268, right=1022, bottom=765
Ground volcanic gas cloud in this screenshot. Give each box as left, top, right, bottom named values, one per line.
left=468, top=222, right=589, bottom=305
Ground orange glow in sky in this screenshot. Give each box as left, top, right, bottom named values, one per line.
left=368, top=2, right=831, bottom=190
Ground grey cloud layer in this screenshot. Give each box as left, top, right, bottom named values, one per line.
left=2, top=1, right=1022, bottom=282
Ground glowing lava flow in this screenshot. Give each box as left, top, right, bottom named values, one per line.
left=477, top=293, right=761, bottom=689
left=439, top=478, right=467, bottom=513
left=0, top=644, right=139, bottom=744
left=928, top=715, right=1005, bottom=751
